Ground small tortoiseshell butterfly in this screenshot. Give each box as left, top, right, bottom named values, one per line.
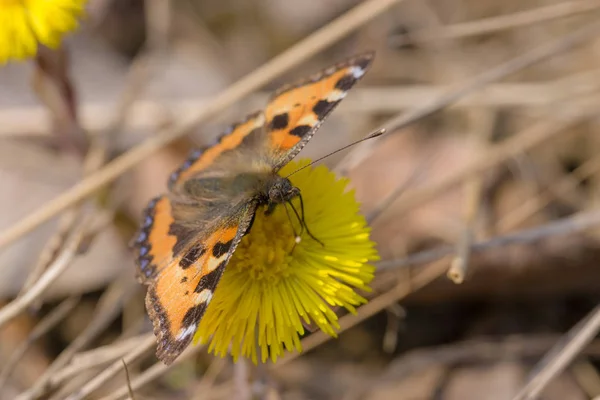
left=133, top=52, right=374, bottom=364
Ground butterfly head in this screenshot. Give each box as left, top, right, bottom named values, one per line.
left=267, top=176, right=300, bottom=205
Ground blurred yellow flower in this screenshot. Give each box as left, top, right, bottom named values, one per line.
left=0, top=0, right=86, bottom=64
left=194, top=159, right=379, bottom=364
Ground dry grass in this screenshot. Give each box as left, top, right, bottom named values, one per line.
left=1, top=0, right=600, bottom=399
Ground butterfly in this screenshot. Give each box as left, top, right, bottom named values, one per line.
left=132, top=52, right=374, bottom=364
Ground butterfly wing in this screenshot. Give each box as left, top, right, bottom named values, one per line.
left=263, top=52, right=374, bottom=169
left=167, top=111, right=266, bottom=191
left=134, top=195, right=257, bottom=364
left=134, top=113, right=268, bottom=364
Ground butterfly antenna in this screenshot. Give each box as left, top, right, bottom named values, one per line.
left=285, top=128, right=385, bottom=178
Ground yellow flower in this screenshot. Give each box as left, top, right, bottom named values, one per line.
left=0, top=0, right=86, bottom=64
left=194, top=159, right=379, bottom=364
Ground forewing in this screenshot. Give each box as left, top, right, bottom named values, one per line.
left=133, top=195, right=256, bottom=364
left=167, top=111, right=266, bottom=191
left=264, top=52, right=374, bottom=169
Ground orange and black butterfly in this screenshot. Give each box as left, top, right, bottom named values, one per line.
left=132, top=52, right=374, bottom=364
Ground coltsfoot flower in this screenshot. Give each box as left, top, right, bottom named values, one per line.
left=0, top=0, right=86, bottom=64
left=194, top=159, right=379, bottom=363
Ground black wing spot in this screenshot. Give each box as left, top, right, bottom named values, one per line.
left=312, top=100, right=339, bottom=120
left=181, top=304, right=207, bottom=330
left=335, top=74, right=356, bottom=91
left=194, top=263, right=225, bottom=293
left=179, top=244, right=206, bottom=269
left=269, top=113, right=289, bottom=130
left=289, top=125, right=312, bottom=138
left=168, top=223, right=195, bottom=255
left=212, top=239, right=233, bottom=259
left=181, top=276, right=188, bottom=283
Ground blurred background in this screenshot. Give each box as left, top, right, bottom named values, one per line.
left=1, top=0, right=600, bottom=398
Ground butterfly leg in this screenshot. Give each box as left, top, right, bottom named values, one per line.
left=290, top=194, right=324, bottom=247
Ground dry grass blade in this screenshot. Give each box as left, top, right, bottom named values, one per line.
left=46, top=336, right=144, bottom=389
left=447, top=112, right=497, bottom=283
left=6, top=70, right=600, bottom=138
left=511, top=305, right=600, bottom=400
left=370, top=97, right=600, bottom=223
left=337, top=19, right=600, bottom=174
left=121, top=360, right=136, bottom=400
left=498, top=153, right=600, bottom=232
left=62, top=334, right=156, bottom=400
left=18, top=209, right=82, bottom=296
left=0, top=296, right=79, bottom=387
left=0, top=0, right=404, bottom=251
left=23, top=278, right=137, bottom=400
left=98, top=345, right=207, bottom=400
left=377, top=209, right=600, bottom=270
left=0, top=216, right=90, bottom=329
left=277, top=258, right=451, bottom=366
left=391, top=0, right=600, bottom=46
left=278, top=208, right=600, bottom=365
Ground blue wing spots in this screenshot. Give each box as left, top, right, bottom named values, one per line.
left=144, top=215, right=153, bottom=227
left=168, top=149, right=204, bottom=189
left=133, top=195, right=163, bottom=281
left=136, top=231, right=147, bottom=243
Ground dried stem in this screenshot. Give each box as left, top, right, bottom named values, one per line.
left=0, top=296, right=79, bottom=387
left=5, top=71, right=600, bottom=138
left=498, top=153, right=600, bottom=232
left=511, top=305, right=600, bottom=400
left=378, top=209, right=600, bottom=271
left=373, top=335, right=600, bottom=387
left=0, top=217, right=89, bottom=329
left=278, top=258, right=451, bottom=365
left=47, top=336, right=144, bottom=388
left=23, top=278, right=137, bottom=399
left=368, top=97, right=600, bottom=225
left=337, top=19, right=600, bottom=174
left=61, top=335, right=156, bottom=400
left=390, top=0, right=600, bottom=46
left=279, top=208, right=600, bottom=363
left=447, top=111, right=497, bottom=283
left=80, top=342, right=204, bottom=400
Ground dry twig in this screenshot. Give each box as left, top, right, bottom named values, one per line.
left=447, top=112, right=497, bottom=283
left=278, top=258, right=451, bottom=365
left=378, top=209, right=600, bottom=271
left=23, top=278, right=137, bottom=399
left=5, top=71, right=600, bottom=138
left=46, top=336, right=144, bottom=389
left=0, top=296, right=79, bottom=387
left=337, top=19, right=600, bottom=174
left=0, top=217, right=90, bottom=329
left=511, top=305, right=600, bottom=400
left=390, top=0, right=600, bottom=46
left=61, top=335, right=156, bottom=400
left=367, top=96, right=600, bottom=225
left=78, top=341, right=205, bottom=400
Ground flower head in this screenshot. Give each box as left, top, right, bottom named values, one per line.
left=0, top=0, right=86, bottom=64
left=194, top=159, right=379, bottom=363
